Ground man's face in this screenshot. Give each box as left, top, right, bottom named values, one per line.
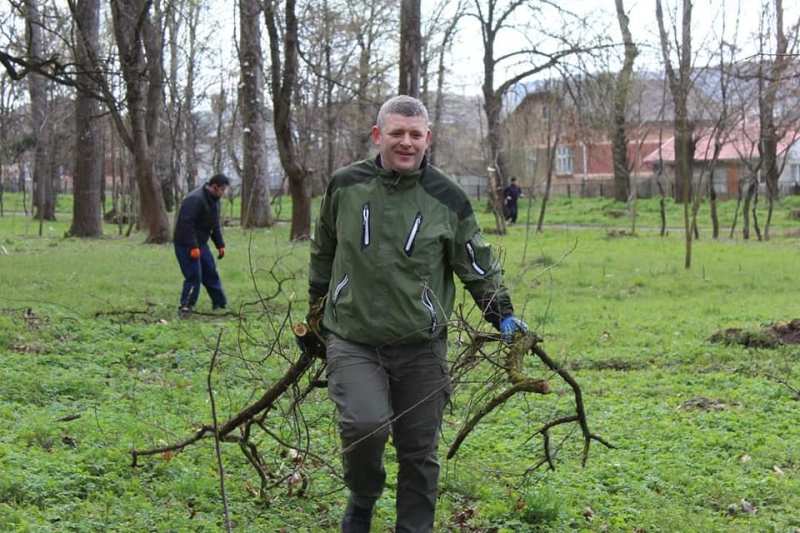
left=208, top=184, right=227, bottom=198
left=371, top=113, right=431, bottom=172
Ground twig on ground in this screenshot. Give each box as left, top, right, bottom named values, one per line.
left=207, top=331, right=233, bottom=533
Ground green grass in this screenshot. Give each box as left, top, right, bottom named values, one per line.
left=1, top=197, right=800, bottom=531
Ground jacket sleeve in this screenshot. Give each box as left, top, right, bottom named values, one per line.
left=210, top=202, right=225, bottom=249
left=175, top=194, right=201, bottom=249
left=309, top=184, right=337, bottom=305
left=449, top=212, right=514, bottom=329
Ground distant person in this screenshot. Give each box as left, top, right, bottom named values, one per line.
left=173, top=174, right=230, bottom=315
left=503, top=177, right=523, bottom=224
left=309, top=95, right=527, bottom=532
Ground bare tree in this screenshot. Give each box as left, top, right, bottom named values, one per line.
left=182, top=1, right=203, bottom=193
left=109, top=0, right=170, bottom=243
left=611, top=0, right=638, bottom=202
left=656, top=0, right=695, bottom=269
left=264, top=0, right=311, bottom=240
left=471, top=0, right=591, bottom=234
left=24, top=0, right=55, bottom=223
left=239, top=0, right=273, bottom=228
left=68, top=0, right=102, bottom=237
left=757, top=0, right=799, bottom=240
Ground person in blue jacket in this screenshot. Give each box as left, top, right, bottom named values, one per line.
left=173, top=174, right=230, bottom=314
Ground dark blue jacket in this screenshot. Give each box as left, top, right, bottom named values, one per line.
left=173, top=185, right=225, bottom=249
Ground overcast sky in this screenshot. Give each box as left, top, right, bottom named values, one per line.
left=446, top=0, right=800, bottom=95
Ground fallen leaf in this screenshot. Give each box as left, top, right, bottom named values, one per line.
left=772, top=465, right=785, bottom=476
left=739, top=454, right=751, bottom=463
left=583, top=506, right=594, bottom=521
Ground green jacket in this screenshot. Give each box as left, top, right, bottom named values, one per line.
left=309, top=156, right=514, bottom=346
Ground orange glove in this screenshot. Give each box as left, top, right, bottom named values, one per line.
left=217, top=247, right=225, bottom=260
left=190, top=247, right=201, bottom=260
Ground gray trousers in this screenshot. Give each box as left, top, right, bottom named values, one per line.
left=326, top=333, right=451, bottom=533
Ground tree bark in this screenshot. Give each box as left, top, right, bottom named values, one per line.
left=399, top=0, right=421, bottom=97
left=239, top=0, right=273, bottom=228
left=69, top=0, right=102, bottom=237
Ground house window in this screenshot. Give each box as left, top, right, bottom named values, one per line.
left=711, top=168, right=727, bottom=194
left=555, top=145, right=574, bottom=175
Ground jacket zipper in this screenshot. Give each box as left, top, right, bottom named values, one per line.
left=404, top=212, right=423, bottom=256
left=361, top=203, right=370, bottom=249
left=465, top=240, right=487, bottom=275
left=421, top=286, right=438, bottom=334
left=332, top=273, right=349, bottom=318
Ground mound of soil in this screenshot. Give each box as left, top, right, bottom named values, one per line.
left=768, top=319, right=800, bottom=344
left=709, top=319, right=800, bottom=348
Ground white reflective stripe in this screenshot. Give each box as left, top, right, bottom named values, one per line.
left=465, top=241, right=487, bottom=276
left=421, top=287, right=437, bottom=333
left=362, top=204, right=370, bottom=247
left=404, top=213, right=423, bottom=255
left=333, top=273, right=350, bottom=304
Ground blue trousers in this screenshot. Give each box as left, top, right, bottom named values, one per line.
left=174, top=244, right=227, bottom=308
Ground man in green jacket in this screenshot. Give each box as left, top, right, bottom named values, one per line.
left=309, top=95, right=527, bottom=532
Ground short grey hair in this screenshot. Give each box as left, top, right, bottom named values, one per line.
left=376, top=95, right=429, bottom=128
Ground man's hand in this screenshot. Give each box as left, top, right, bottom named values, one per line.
left=190, top=247, right=201, bottom=260
left=500, top=315, right=528, bottom=343
left=217, top=247, right=225, bottom=260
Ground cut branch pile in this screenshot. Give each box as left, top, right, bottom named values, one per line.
left=131, top=320, right=612, bottom=496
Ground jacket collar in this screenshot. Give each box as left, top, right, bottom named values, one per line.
left=373, top=154, right=428, bottom=191
left=202, top=184, right=221, bottom=203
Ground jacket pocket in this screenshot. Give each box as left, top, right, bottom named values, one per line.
left=361, top=203, right=371, bottom=249
left=331, top=273, right=350, bottom=318
left=404, top=212, right=423, bottom=256
left=421, top=285, right=438, bottom=334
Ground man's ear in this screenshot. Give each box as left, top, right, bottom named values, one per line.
left=371, top=125, right=381, bottom=145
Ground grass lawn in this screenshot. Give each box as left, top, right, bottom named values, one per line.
left=1, top=196, right=799, bottom=531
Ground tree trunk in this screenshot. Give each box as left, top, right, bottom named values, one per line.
left=709, top=180, right=719, bottom=239
left=656, top=0, right=694, bottom=269
left=264, top=0, right=309, bottom=240
left=70, top=0, right=103, bottom=237
left=656, top=177, right=667, bottom=237
left=25, top=0, right=55, bottom=222
left=742, top=177, right=755, bottom=240
left=239, top=0, right=273, bottom=228
left=758, top=0, right=788, bottom=241
left=110, top=0, right=170, bottom=243
left=399, top=0, right=421, bottom=97
left=612, top=0, right=637, bottom=202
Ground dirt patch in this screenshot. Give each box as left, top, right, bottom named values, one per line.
left=570, top=358, right=648, bottom=372
left=710, top=319, right=800, bottom=348
left=605, top=229, right=636, bottom=238
left=679, top=396, right=733, bottom=411
left=605, top=209, right=626, bottom=219
left=767, top=319, right=800, bottom=344
left=709, top=328, right=781, bottom=348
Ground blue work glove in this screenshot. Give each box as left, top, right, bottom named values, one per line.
left=500, top=315, right=528, bottom=343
